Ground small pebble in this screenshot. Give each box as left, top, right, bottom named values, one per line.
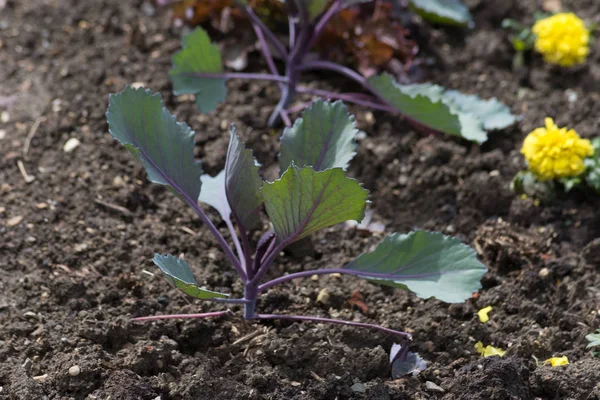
left=112, top=176, right=126, bottom=187
left=130, top=82, right=145, bottom=89
left=290, top=381, right=301, bottom=387
left=68, top=365, right=81, bottom=376
left=6, top=215, right=23, bottom=227
left=32, top=374, right=48, bottom=382
left=1, top=111, right=9, bottom=123
left=22, top=358, right=33, bottom=370
left=539, top=268, right=550, bottom=278
left=73, top=243, right=88, bottom=253
left=63, top=137, right=81, bottom=153
left=425, top=381, right=445, bottom=393
left=316, top=288, right=329, bottom=305
left=0, top=129, right=5, bottom=139
left=350, top=382, right=366, bottom=393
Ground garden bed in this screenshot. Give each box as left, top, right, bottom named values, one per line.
left=1, top=0, right=600, bottom=398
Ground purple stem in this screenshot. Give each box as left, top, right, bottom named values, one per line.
left=254, top=313, right=412, bottom=339
left=188, top=200, right=244, bottom=280
left=297, top=60, right=368, bottom=87
left=184, top=72, right=288, bottom=83
left=224, top=217, right=247, bottom=277
left=233, top=215, right=253, bottom=281
left=305, top=0, right=343, bottom=51
left=250, top=239, right=290, bottom=286
left=296, top=87, right=397, bottom=113
left=289, top=17, right=296, bottom=49
left=134, top=311, right=229, bottom=322
left=247, top=14, right=284, bottom=91
left=243, top=5, right=288, bottom=59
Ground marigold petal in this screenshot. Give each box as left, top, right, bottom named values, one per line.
left=474, top=341, right=506, bottom=358
left=477, top=306, right=493, bottom=323
left=544, top=356, right=569, bottom=367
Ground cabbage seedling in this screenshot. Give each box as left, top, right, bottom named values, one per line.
left=169, top=0, right=516, bottom=143
left=106, top=86, right=486, bottom=374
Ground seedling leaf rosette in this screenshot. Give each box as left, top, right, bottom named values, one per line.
left=106, top=86, right=487, bottom=376
left=169, top=0, right=516, bottom=142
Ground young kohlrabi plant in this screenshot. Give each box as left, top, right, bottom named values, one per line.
left=106, top=86, right=486, bottom=376
left=169, top=0, right=517, bottom=144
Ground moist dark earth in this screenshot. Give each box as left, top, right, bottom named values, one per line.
left=1, top=0, right=600, bottom=399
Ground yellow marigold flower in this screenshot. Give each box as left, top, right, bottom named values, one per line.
left=532, top=13, right=590, bottom=67
left=544, top=356, right=569, bottom=366
left=475, top=341, right=506, bottom=358
left=477, top=306, right=493, bottom=323
left=521, top=118, right=594, bottom=180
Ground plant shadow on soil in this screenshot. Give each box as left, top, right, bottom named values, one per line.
left=1, top=0, right=600, bottom=399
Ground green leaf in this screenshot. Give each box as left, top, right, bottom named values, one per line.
left=344, top=231, right=486, bottom=303
left=408, top=0, right=472, bottom=27
left=153, top=254, right=229, bottom=299
left=368, top=74, right=517, bottom=143
left=106, top=86, right=202, bottom=201
left=586, top=330, right=600, bottom=349
left=225, top=127, right=264, bottom=229
left=307, top=0, right=328, bottom=19
left=280, top=99, right=359, bottom=173
left=443, top=90, right=517, bottom=131
left=262, top=165, right=368, bottom=243
left=170, top=27, right=226, bottom=113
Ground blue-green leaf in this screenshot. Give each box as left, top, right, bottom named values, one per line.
left=344, top=231, right=486, bottom=303
left=262, top=165, right=368, bottom=243
left=170, top=27, right=226, bottom=113
left=369, top=74, right=516, bottom=143
left=280, top=99, right=360, bottom=173
left=408, top=0, right=472, bottom=27
left=153, top=254, right=229, bottom=299
left=106, top=86, right=202, bottom=201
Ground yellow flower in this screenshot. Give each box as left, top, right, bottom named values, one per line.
left=532, top=13, right=590, bottom=67
left=477, top=306, right=493, bottom=323
left=475, top=341, right=506, bottom=358
left=521, top=118, right=594, bottom=180
left=544, top=356, right=569, bottom=366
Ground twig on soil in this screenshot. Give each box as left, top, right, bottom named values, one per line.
left=17, top=160, right=35, bottom=183
left=23, top=117, right=42, bottom=159
left=310, top=371, right=325, bottom=382
left=179, top=226, right=197, bottom=236
left=94, top=199, right=133, bottom=217
left=232, top=326, right=268, bottom=346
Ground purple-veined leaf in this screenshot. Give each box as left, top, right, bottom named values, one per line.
left=106, top=86, right=202, bottom=201
left=286, top=0, right=328, bottom=20
left=390, top=343, right=428, bottom=378
left=199, top=127, right=263, bottom=230
left=369, top=74, right=515, bottom=144
left=408, top=0, right=472, bottom=27
left=225, top=127, right=263, bottom=230
left=262, top=165, right=368, bottom=243
left=153, top=254, right=229, bottom=299
left=279, top=99, right=360, bottom=174
left=170, top=27, right=226, bottom=113
left=344, top=231, right=486, bottom=303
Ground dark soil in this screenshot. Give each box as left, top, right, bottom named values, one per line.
left=1, top=0, right=600, bottom=399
